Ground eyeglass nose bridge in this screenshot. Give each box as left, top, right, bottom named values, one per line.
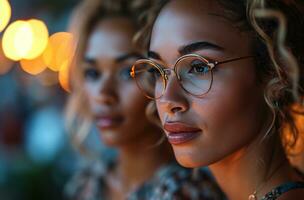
left=163, top=68, right=180, bottom=81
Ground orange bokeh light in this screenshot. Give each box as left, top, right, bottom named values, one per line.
left=58, top=60, right=71, bottom=92
left=43, top=32, right=75, bottom=72
left=20, top=55, right=47, bottom=75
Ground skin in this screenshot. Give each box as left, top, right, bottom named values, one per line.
left=83, top=17, right=172, bottom=200
left=149, top=0, right=304, bottom=199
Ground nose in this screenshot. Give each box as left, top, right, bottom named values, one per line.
left=93, top=74, right=118, bottom=106
left=158, top=73, right=189, bottom=115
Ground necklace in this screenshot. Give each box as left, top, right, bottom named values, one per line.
left=248, top=162, right=285, bottom=200
left=248, top=191, right=258, bottom=200
left=248, top=174, right=272, bottom=200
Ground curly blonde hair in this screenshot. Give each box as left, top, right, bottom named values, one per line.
left=247, top=0, right=304, bottom=153
left=135, top=0, right=304, bottom=155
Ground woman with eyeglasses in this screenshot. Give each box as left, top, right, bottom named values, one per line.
left=64, top=0, right=225, bottom=199
left=131, top=0, right=304, bottom=199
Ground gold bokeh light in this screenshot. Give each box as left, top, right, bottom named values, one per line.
left=2, top=19, right=49, bottom=61
left=14, top=22, right=33, bottom=58
left=0, top=0, right=11, bottom=32
left=0, top=38, right=13, bottom=75
left=43, top=32, right=75, bottom=72
left=2, top=20, right=26, bottom=61
left=24, top=19, right=49, bottom=60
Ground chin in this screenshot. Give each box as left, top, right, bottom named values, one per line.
left=99, top=132, right=121, bottom=147
left=100, top=138, right=117, bottom=147
left=173, top=152, right=201, bottom=168
left=173, top=147, right=216, bottom=168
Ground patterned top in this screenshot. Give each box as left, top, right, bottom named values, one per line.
left=261, top=182, right=304, bottom=200
left=65, top=158, right=225, bottom=200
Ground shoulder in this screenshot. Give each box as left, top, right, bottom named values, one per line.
left=262, top=181, right=304, bottom=200
left=64, top=160, right=110, bottom=200
left=149, top=164, right=225, bottom=200
left=277, top=189, right=304, bottom=200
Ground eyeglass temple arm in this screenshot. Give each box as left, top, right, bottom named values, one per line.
left=130, top=68, right=148, bottom=77
left=215, top=55, right=254, bottom=65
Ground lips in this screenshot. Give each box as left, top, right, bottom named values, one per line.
left=164, top=122, right=201, bottom=145
left=95, top=115, right=124, bottom=130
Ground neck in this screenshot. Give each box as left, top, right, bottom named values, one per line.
left=115, top=132, right=173, bottom=192
left=209, top=136, right=296, bottom=200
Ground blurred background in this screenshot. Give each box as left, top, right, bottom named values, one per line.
left=0, top=0, right=105, bottom=199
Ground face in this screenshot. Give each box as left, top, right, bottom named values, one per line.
left=83, top=17, right=158, bottom=147
left=150, top=0, right=269, bottom=167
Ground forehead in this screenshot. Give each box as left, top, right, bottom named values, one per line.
left=86, top=17, right=137, bottom=58
left=150, top=0, right=252, bottom=59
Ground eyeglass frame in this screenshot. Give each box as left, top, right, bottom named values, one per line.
left=130, top=53, right=254, bottom=99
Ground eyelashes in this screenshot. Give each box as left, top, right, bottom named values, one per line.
left=83, top=68, right=100, bottom=81
left=119, top=66, right=133, bottom=81
left=82, top=66, right=133, bottom=82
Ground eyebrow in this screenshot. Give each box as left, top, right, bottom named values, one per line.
left=115, top=52, right=144, bottom=63
left=178, top=41, right=224, bottom=55
left=83, top=57, right=97, bottom=66
left=147, top=51, right=162, bottom=60
left=147, top=41, right=224, bottom=61
left=83, top=52, right=144, bottom=66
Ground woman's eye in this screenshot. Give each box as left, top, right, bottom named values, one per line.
left=83, top=68, right=100, bottom=81
left=189, top=60, right=210, bottom=75
left=119, top=67, right=132, bottom=81
left=147, top=67, right=161, bottom=78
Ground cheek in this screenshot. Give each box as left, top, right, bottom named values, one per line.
left=84, top=83, right=98, bottom=108
left=120, top=83, right=149, bottom=119
left=194, top=67, right=266, bottom=144
left=156, top=100, right=165, bottom=124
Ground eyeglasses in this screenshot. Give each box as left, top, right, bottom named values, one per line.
left=130, top=54, right=254, bottom=99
